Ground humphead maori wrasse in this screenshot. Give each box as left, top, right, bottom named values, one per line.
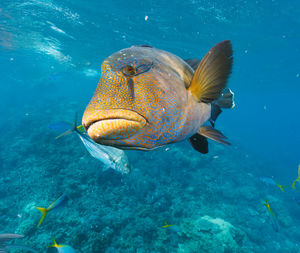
left=82, top=41, right=235, bottom=153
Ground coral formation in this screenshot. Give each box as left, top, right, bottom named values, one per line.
left=0, top=100, right=299, bottom=252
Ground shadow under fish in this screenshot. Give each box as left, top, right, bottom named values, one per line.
left=0, top=234, right=37, bottom=253
left=49, top=120, right=130, bottom=174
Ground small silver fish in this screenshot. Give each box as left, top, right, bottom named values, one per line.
left=55, top=120, right=130, bottom=174
left=0, top=234, right=37, bottom=253
left=76, top=130, right=130, bottom=174
left=259, top=177, right=276, bottom=186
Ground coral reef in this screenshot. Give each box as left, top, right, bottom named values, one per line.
left=0, top=99, right=299, bottom=252
left=179, top=215, right=245, bottom=252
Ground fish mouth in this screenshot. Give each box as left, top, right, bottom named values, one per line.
left=82, top=109, right=147, bottom=141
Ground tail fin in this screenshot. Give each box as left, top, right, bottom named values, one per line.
left=210, top=88, right=235, bottom=127
left=55, top=114, right=83, bottom=139
left=48, top=237, right=59, bottom=248
left=36, top=207, right=48, bottom=228
left=187, top=40, right=233, bottom=103
left=215, top=88, right=235, bottom=109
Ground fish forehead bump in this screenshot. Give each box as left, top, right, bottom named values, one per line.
left=104, top=46, right=155, bottom=67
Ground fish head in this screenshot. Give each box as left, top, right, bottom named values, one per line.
left=82, top=46, right=189, bottom=150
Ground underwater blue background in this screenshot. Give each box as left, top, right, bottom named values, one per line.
left=0, top=0, right=300, bottom=252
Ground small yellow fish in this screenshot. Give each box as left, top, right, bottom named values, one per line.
left=292, top=165, right=300, bottom=190
left=36, top=193, right=68, bottom=228
left=263, top=199, right=279, bottom=232
left=275, top=183, right=287, bottom=192
left=263, top=199, right=275, bottom=217
left=162, top=221, right=174, bottom=228
left=48, top=238, right=76, bottom=253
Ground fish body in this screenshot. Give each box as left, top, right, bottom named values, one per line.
left=36, top=193, right=68, bottom=228
left=259, top=177, right=286, bottom=192
left=268, top=214, right=279, bottom=232
left=48, top=122, right=84, bottom=139
left=167, top=225, right=182, bottom=233
left=49, top=122, right=72, bottom=132
left=82, top=41, right=234, bottom=152
left=260, top=177, right=276, bottom=186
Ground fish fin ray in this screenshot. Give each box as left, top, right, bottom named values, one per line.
left=55, top=129, right=73, bottom=139
left=188, top=40, right=233, bottom=103
left=198, top=126, right=231, bottom=146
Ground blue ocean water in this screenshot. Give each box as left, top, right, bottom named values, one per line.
left=0, top=0, right=299, bottom=252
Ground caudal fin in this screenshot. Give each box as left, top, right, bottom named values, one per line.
left=36, top=207, right=48, bottom=228
left=188, top=40, right=233, bottom=103
left=210, top=88, right=235, bottom=126
left=215, top=88, right=235, bottom=109
left=55, top=114, right=84, bottom=139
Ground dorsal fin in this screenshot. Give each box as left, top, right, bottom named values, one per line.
left=184, top=59, right=201, bottom=71
left=187, top=40, right=233, bottom=103
left=136, top=45, right=153, bottom=48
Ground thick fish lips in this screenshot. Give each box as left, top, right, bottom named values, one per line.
left=82, top=109, right=147, bottom=142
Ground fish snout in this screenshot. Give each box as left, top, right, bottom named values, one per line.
left=82, top=109, right=147, bottom=142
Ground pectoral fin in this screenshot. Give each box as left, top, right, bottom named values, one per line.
left=187, top=40, right=233, bottom=103
left=198, top=126, right=231, bottom=146
left=189, top=133, right=208, bottom=154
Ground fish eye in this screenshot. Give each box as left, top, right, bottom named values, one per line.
left=122, top=65, right=136, bottom=77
